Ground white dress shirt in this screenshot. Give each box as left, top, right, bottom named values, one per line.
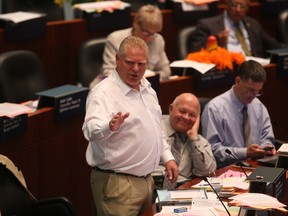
left=83, top=70, right=174, bottom=176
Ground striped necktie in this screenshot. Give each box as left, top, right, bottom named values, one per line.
left=243, top=105, right=253, bottom=146
left=235, top=23, right=251, bottom=56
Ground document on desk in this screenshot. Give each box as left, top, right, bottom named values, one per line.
left=0, top=102, right=33, bottom=118
left=229, top=193, right=287, bottom=212
left=0, top=11, right=43, bottom=23
left=170, top=60, right=215, bottom=74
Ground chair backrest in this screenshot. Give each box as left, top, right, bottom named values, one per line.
left=0, top=164, right=35, bottom=216
left=0, top=163, right=77, bottom=216
left=0, top=50, right=48, bottom=103
left=176, top=26, right=197, bottom=60
left=198, top=97, right=211, bottom=135
left=32, top=197, right=77, bottom=216
left=278, top=9, right=288, bottom=44
left=77, top=37, right=106, bottom=87
left=2, top=0, right=64, bottom=22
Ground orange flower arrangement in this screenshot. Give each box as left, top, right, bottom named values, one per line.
left=186, top=47, right=245, bottom=71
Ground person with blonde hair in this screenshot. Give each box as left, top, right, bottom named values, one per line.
left=89, top=4, right=171, bottom=89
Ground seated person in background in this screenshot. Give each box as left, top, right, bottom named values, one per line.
left=190, top=0, right=288, bottom=58
left=160, top=93, right=216, bottom=188
left=201, top=60, right=276, bottom=168
left=89, top=4, right=171, bottom=89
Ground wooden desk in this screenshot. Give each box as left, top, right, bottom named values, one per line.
left=0, top=108, right=92, bottom=216
left=142, top=161, right=288, bottom=216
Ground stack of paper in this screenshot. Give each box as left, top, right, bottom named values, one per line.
left=229, top=193, right=287, bottom=212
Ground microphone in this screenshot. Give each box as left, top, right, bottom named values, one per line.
left=201, top=176, right=231, bottom=216
left=225, top=149, right=248, bottom=177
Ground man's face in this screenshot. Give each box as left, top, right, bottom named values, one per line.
left=235, top=77, right=263, bottom=104
left=169, top=98, right=199, bottom=133
left=116, top=47, right=147, bottom=90
left=227, top=0, right=249, bottom=23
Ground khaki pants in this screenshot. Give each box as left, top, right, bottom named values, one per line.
left=91, top=168, right=154, bottom=216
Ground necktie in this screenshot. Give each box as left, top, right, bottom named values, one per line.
left=243, top=105, right=252, bottom=146
left=171, top=132, right=183, bottom=165
left=235, top=23, right=251, bottom=56
left=163, top=132, right=183, bottom=189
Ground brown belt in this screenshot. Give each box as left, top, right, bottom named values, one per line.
left=93, top=167, right=149, bottom=178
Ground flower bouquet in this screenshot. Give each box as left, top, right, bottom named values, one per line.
left=186, top=36, right=245, bottom=71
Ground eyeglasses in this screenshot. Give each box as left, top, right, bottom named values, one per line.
left=229, top=1, right=248, bottom=9
left=139, top=24, right=157, bottom=38
left=242, top=81, right=263, bottom=97
left=124, top=59, right=147, bottom=68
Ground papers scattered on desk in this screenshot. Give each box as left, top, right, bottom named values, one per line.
left=229, top=193, right=287, bottom=212
left=245, top=56, right=270, bottom=66
left=170, top=60, right=215, bottom=74
left=73, top=1, right=130, bottom=13
left=0, top=103, right=33, bottom=118
left=0, top=11, right=43, bottom=23
left=277, top=143, right=288, bottom=156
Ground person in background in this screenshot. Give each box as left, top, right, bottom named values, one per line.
left=201, top=60, right=276, bottom=168
left=190, top=0, right=287, bottom=58
left=89, top=4, right=171, bottom=89
left=159, top=93, right=216, bottom=188
left=82, top=36, right=178, bottom=216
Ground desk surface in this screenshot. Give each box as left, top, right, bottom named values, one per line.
left=142, top=161, right=288, bottom=216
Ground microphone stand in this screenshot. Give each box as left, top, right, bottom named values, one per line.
left=202, top=176, right=231, bottom=216
left=225, top=149, right=248, bottom=177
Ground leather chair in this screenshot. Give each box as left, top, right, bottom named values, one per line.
left=0, top=50, right=48, bottom=103
left=176, top=26, right=197, bottom=60
left=278, top=9, right=288, bottom=44
left=0, top=163, right=77, bottom=216
left=77, top=37, right=106, bottom=87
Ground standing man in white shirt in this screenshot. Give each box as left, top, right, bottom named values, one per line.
left=82, top=36, right=178, bottom=216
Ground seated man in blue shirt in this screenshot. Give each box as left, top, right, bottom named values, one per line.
left=201, top=60, right=276, bottom=168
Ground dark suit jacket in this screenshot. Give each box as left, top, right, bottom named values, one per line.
left=190, top=13, right=287, bottom=58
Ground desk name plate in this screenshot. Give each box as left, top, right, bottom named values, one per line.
left=36, top=85, right=89, bottom=121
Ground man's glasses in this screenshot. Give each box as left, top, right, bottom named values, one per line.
left=124, top=59, right=147, bottom=68
left=242, top=81, right=263, bottom=97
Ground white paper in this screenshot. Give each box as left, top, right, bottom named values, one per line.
left=0, top=102, right=33, bottom=117
left=73, top=1, right=130, bottom=12
left=170, top=60, right=215, bottom=74
left=245, top=56, right=270, bottom=66
left=0, top=11, right=43, bottom=23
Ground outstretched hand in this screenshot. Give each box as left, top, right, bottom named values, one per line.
left=109, top=112, right=130, bottom=131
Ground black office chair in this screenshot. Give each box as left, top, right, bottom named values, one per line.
left=198, top=97, right=211, bottom=135
left=0, top=50, right=48, bottom=103
left=0, top=163, right=77, bottom=216
left=2, top=0, right=64, bottom=22
left=76, top=37, right=106, bottom=88
left=277, top=9, right=288, bottom=44
left=176, top=26, right=197, bottom=60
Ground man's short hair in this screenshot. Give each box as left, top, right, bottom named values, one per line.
left=118, top=36, right=149, bottom=58
left=237, top=60, right=266, bottom=82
